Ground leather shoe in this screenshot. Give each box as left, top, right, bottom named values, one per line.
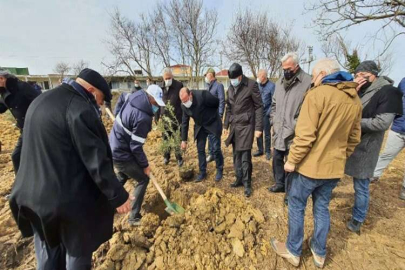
left=206, top=155, right=214, bottom=163
left=253, top=151, right=263, bottom=157
left=268, top=185, right=285, bottom=193
left=163, top=158, right=169, bottom=165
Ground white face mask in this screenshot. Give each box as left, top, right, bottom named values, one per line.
left=231, top=78, right=240, bottom=87
left=183, top=98, right=192, bottom=108
left=165, top=79, right=172, bottom=87
left=256, top=78, right=261, bottom=84
left=134, top=83, right=140, bottom=88
left=205, top=77, right=210, bottom=84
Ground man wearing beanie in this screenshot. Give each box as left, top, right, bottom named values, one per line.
left=9, top=68, right=131, bottom=269
left=224, top=63, right=263, bottom=197
left=0, top=69, right=40, bottom=176
left=345, top=61, right=403, bottom=234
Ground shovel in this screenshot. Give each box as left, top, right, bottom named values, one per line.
left=105, top=107, right=116, bottom=121
left=150, top=173, right=185, bottom=215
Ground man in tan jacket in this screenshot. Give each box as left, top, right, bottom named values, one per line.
left=270, top=59, right=362, bottom=268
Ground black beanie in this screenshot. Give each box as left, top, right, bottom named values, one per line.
left=354, top=60, right=380, bottom=76
left=228, top=63, right=243, bottom=79
left=78, top=68, right=112, bottom=102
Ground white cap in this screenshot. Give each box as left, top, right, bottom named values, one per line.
left=146, top=85, right=165, bottom=106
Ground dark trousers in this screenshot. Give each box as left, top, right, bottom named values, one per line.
left=197, top=128, right=223, bottom=174
left=207, top=133, right=216, bottom=157
left=33, top=227, right=92, bottom=270
left=12, top=133, right=23, bottom=174
left=256, top=115, right=271, bottom=154
left=163, top=130, right=182, bottom=161
left=114, top=160, right=150, bottom=217
left=232, top=144, right=252, bottom=183
left=272, top=148, right=289, bottom=188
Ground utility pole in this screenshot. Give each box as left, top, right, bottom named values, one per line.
left=301, top=46, right=315, bottom=73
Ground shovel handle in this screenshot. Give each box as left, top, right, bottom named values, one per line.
left=105, top=108, right=116, bottom=121
left=150, top=174, right=168, bottom=201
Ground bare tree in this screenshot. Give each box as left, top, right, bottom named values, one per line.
left=306, top=0, right=405, bottom=55
left=224, top=9, right=301, bottom=79
left=104, top=8, right=153, bottom=77
left=166, top=0, right=219, bottom=87
left=72, top=60, right=89, bottom=76
left=53, top=61, right=71, bottom=80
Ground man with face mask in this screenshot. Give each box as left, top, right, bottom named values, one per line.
left=204, top=68, right=225, bottom=163
left=179, top=87, right=224, bottom=182
left=0, top=69, right=40, bottom=177
left=110, top=85, right=165, bottom=226
left=158, top=67, right=184, bottom=166
left=269, top=52, right=311, bottom=193
left=345, top=60, right=403, bottom=234
left=255, top=69, right=275, bottom=160
left=224, top=63, right=263, bottom=197
left=9, top=68, right=131, bottom=269
left=271, top=58, right=362, bottom=268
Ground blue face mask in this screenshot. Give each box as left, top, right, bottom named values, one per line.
left=152, top=105, right=159, bottom=114
left=231, top=78, right=240, bottom=87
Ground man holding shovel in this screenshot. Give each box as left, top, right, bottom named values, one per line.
left=179, top=87, right=224, bottom=182
left=110, top=85, right=166, bottom=226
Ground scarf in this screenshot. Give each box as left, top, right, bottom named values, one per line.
left=283, top=68, right=302, bottom=90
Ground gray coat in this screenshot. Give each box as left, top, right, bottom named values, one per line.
left=270, top=69, right=312, bottom=151
left=345, top=76, right=395, bottom=179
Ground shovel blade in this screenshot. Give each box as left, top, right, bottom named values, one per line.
left=164, top=199, right=185, bottom=215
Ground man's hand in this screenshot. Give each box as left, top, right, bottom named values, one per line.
left=255, top=131, right=262, bottom=138
left=354, top=76, right=367, bottom=92
left=143, top=166, right=151, bottom=177
left=223, top=129, right=229, bottom=137
left=181, top=141, right=187, bottom=150
left=271, top=147, right=274, bottom=156
left=116, top=196, right=135, bottom=214
left=284, top=162, right=295, bottom=173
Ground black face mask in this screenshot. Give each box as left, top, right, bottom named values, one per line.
left=310, top=82, right=315, bottom=88
left=283, top=69, right=295, bottom=80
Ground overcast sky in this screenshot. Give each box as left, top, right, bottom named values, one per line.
left=1, top=0, right=404, bottom=84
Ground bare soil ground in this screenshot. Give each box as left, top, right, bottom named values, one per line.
left=1, top=97, right=405, bottom=269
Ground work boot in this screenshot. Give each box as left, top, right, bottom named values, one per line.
left=400, top=186, right=405, bottom=200
left=244, top=180, right=252, bottom=197
left=253, top=151, right=263, bottom=157
left=177, top=159, right=184, bottom=167
left=128, top=213, right=142, bottom=226
left=206, top=155, right=214, bottom=163
left=215, top=168, right=223, bottom=182
left=266, top=152, right=271, bottom=160
left=163, top=158, right=169, bottom=165
left=270, top=238, right=300, bottom=267
left=230, top=177, right=243, bottom=188
left=195, top=172, right=207, bottom=183
left=346, top=218, right=362, bottom=234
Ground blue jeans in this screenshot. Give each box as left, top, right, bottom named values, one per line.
left=207, top=133, right=215, bottom=157
left=287, top=173, right=338, bottom=257
left=352, top=178, right=370, bottom=223
left=197, top=128, right=223, bottom=174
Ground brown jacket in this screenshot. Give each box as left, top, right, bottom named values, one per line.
left=287, top=82, right=362, bottom=179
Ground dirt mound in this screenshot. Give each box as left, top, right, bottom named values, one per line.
left=93, top=188, right=267, bottom=270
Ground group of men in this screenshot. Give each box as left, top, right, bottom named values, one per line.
left=1, top=51, right=404, bottom=269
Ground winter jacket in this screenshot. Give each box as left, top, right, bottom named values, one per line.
left=109, top=90, right=153, bottom=168
left=207, top=79, right=225, bottom=118
left=9, top=83, right=128, bottom=257
left=391, top=78, right=405, bottom=134
left=158, top=79, right=184, bottom=127
left=113, top=87, right=140, bottom=116
left=181, top=90, right=222, bottom=141
left=0, top=77, right=40, bottom=129
left=270, top=69, right=312, bottom=151
left=345, top=76, right=402, bottom=179
left=224, top=75, right=263, bottom=151
left=259, top=79, right=275, bottom=117
left=288, top=79, right=362, bottom=179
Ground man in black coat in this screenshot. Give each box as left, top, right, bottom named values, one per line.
left=9, top=68, right=131, bottom=270
left=159, top=67, right=184, bottom=166
left=224, top=63, right=263, bottom=197
left=180, top=87, right=224, bottom=182
left=0, top=69, right=40, bottom=174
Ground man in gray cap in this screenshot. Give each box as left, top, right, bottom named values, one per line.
left=224, top=63, right=263, bottom=197
left=10, top=68, right=131, bottom=269
left=345, top=60, right=403, bottom=234
left=0, top=69, right=40, bottom=176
